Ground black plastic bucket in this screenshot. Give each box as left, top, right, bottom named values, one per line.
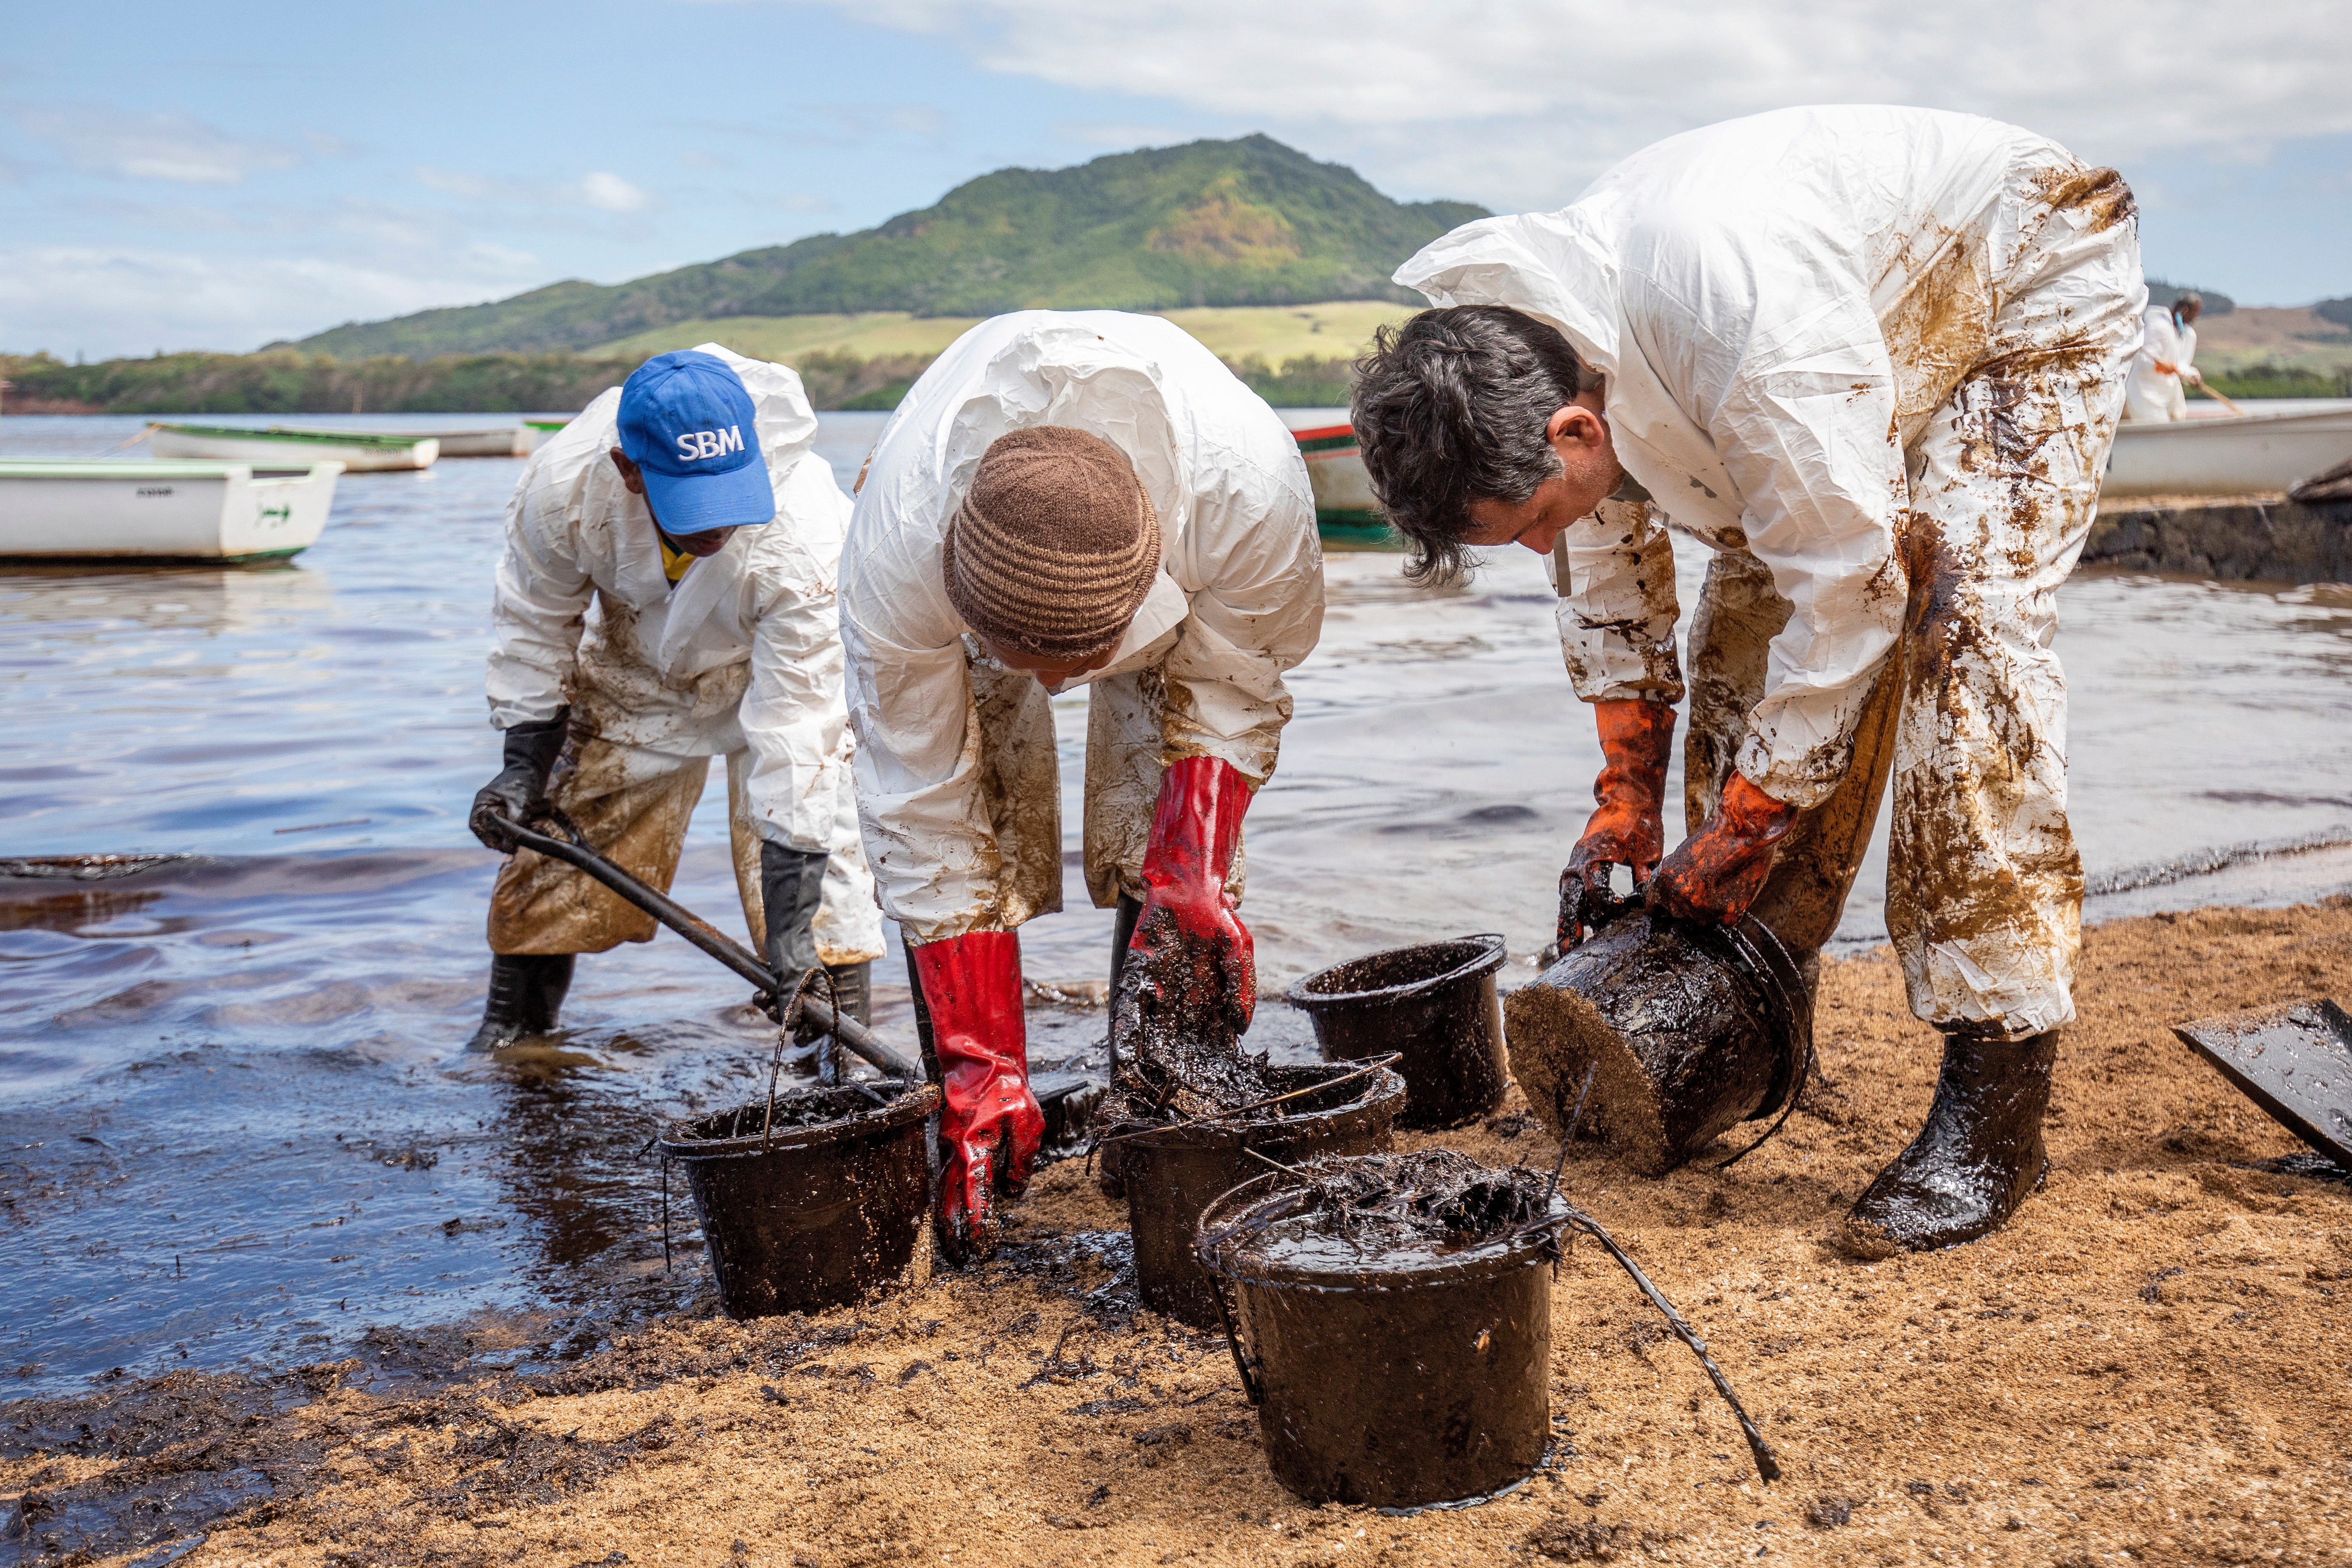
left=1287, top=934, right=1510, bottom=1129
left=656, top=1081, right=940, bottom=1319
left=1503, top=911, right=1810, bottom=1176
left=1113, top=1063, right=1404, bottom=1328
left=1196, top=1166, right=1564, bottom=1509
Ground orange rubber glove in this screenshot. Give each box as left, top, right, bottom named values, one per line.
left=1645, top=771, right=1799, bottom=926
left=1558, top=698, right=1677, bottom=949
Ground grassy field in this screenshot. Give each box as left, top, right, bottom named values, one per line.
left=2185, top=304, right=2352, bottom=378
left=587, top=300, right=1418, bottom=368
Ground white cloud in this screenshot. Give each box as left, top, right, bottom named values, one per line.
left=0, top=244, right=548, bottom=357
left=577, top=171, right=650, bottom=212
left=16, top=103, right=301, bottom=185
left=804, top=0, right=2352, bottom=206
left=1055, top=119, right=1194, bottom=150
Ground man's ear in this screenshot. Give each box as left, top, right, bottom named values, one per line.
left=1545, top=404, right=1602, bottom=455
left=608, top=446, right=645, bottom=495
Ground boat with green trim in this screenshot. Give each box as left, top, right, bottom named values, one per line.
left=0, top=459, right=342, bottom=563
left=149, top=422, right=438, bottom=472
left=1290, top=421, right=1394, bottom=548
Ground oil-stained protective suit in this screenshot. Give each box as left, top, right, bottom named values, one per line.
left=840, top=311, right=1325, bottom=947
left=2122, top=302, right=2199, bottom=422
left=484, top=343, right=883, bottom=967
left=1398, top=105, right=2146, bottom=1038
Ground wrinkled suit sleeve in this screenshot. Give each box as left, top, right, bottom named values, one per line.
left=1630, top=255, right=1907, bottom=809
left=1160, top=458, right=1324, bottom=783
left=1548, top=495, right=1683, bottom=704
left=485, top=463, right=593, bottom=729
left=739, top=453, right=854, bottom=855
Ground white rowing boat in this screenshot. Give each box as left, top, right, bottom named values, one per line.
left=148, top=422, right=439, bottom=472
left=0, top=459, right=342, bottom=563
left=2103, top=403, right=2352, bottom=498
left=415, top=427, right=532, bottom=458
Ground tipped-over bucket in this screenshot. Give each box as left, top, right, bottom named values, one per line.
left=1111, top=1062, right=1404, bottom=1327
left=1196, top=1161, right=1565, bottom=1509
left=1287, top=934, right=1510, bottom=1129
left=657, top=1081, right=940, bottom=1319
left=1503, top=911, right=1810, bottom=1176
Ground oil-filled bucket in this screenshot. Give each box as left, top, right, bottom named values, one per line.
left=1287, top=934, right=1510, bottom=1129
left=1503, top=910, right=1810, bottom=1176
left=1112, top=1062, right=1404, bottom=1328
left=656, top=1081, right=940, bottom=1319
left=1195, top=1164, right=1564, bottom=1509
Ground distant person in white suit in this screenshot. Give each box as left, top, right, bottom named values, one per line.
left=2124, top=293, right=2205, bottom=420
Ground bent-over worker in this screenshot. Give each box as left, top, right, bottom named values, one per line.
left=1352, top=105, right=2145, bottom=1256
left=843, top=310, right=1325, bottom=1261
left=2123, top=291, right=2204, bottom=421
left=467, top=346, right=883, bottom=1050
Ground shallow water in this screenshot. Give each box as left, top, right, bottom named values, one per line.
left=3, top=411, right=2350, bottom=1393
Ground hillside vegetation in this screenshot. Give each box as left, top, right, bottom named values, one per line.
left=293, top=136, right=1483, bottom=359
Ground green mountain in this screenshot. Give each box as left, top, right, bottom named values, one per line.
left=294, top=135, right=1487, bottom=359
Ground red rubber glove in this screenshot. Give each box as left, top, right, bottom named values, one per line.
left=1559, top=698, right=1677, bottom=949
left=1645, top=771, right=1799, bottom=926
left=908, top=930, right=1044, bottom=1264
left=1120, top=755, right=1255, bottom=1041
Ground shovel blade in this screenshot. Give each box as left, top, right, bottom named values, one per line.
left=2172, top=997, right=2352, bottom=1168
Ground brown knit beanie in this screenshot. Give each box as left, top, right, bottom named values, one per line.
left=943, top=427, right=1162, bottom=663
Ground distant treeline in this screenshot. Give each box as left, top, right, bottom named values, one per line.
left=1, top=347, right=1368, bottom=416
left=2203, top=364, right=2352, bottom=401
left=0, top=350, right=631, bottom=417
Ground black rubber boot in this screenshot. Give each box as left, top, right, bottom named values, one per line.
left=1839, top=1025, right=2058, bottom=1258
left=804, top=960, right=872, bottom=1084
left=464, top=953, right=576, bottom=1052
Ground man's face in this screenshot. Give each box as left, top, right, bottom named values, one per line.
left=985, top=639, right=1116, bottom=693
left=1460, top=390, right=1622, bottom=558
left=609, top=447, right=737, bottom=555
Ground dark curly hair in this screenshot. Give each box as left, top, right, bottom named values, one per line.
left=1350, top=305, right=1592, bottom=583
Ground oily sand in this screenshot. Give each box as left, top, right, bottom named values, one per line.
left=9, top=901, right=2352, bottom=1568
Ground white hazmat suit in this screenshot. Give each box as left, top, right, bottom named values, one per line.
left=484, top=343, right=883, bottom=966
left=1398, top=105, right=2145, bottom=1036
left=841, top=311, right=1325, bottom=947
left=2123, top=303, right=2199, bottom=421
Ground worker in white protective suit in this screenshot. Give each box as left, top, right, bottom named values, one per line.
left=1351, top=106, right=2145, bottom=1256
left=842, top=310, right=1324, bottom=1261
left=2123, top=292, right=2204, bottom=421
left=465, top=346, right=884, bottom=1052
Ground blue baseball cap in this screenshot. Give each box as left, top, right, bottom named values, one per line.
left=616, top=350, right=776, bottom=534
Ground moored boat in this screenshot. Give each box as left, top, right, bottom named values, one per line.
left=415, top=427, right=532, bottom=458
left=1289, top=422, right=1394, bottom=547
left=2103, top=403, right=2352, bottom=498
left=0, top=459, right=342, bottom=563
left=149, top=422, right=439, bottom=472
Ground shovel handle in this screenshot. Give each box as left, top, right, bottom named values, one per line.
left=499, top=819, right=919, bottom=1080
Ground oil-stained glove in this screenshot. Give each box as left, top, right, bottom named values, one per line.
left=911, top=931, right=1043, bottom=1264
left=755, top=839, right=826, bottom=1029
left=1116, top=756, right=1255, bottom=1053
left=1558, top=698, right=1677, bottom=949
left=468, top=708, right=569, bottom=853
left=1645, top=771, right=1798, bottom=927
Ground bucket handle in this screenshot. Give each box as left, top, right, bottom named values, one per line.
left=1708, top=917, right=1815, bottom=1172
left=1206, top=1265, right=1264, bottom=1406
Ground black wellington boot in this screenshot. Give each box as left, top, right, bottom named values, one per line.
left=1839, top=1025, right=2059, bottom=1258
left=464, top=953, right=576, bottom=1052
left=803, top=961, right=873, bottom=1084
left=1095, top=895, right=1146, bottom=1200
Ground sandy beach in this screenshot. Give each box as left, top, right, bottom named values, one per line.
left=10, top=897, right=2348, bottom=1568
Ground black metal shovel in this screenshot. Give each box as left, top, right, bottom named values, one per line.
left=2173, top=997, right=2352, bottom=1169
left=500, top=816, right=920, bottom=1080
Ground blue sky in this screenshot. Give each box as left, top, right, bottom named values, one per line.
left=6, top=0, right=2350, bottom=358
